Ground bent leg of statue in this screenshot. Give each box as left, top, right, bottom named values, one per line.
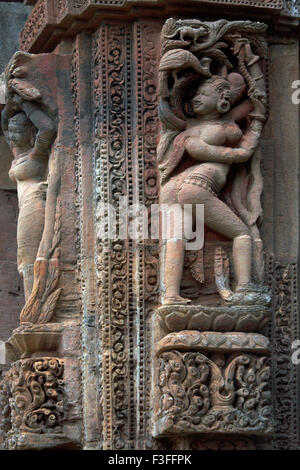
left=253, top=237, right=264, bottom=283
left=164, top=238, right=188, bottom=304
left=233, top=235, right=252, bottom=289
left=17, top=192, right=46, bottom=300
left=178, top=184, right=252, bottom=291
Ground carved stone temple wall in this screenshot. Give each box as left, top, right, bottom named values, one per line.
left=0, top=0, right=300, bottom=451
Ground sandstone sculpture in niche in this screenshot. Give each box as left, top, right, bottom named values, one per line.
left=0, top=49, right=82, bottom=450
left=1, top=52, right=61, bottom=324
left=158, top=19, right=270, bottom=307
left=154, top=19, right=273, bottom=440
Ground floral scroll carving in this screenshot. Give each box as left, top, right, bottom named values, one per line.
left=1, top=358, right=64, bottom=442
left=156, top=350, right=271, bottom=437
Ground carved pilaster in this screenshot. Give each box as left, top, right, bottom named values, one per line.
left=93, top=22, right=133, bottom=450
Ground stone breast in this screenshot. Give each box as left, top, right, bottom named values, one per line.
left=9, top=156, right=47, bottom=182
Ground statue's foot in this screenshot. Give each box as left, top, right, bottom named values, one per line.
left=163, top=295, right=192, bottom=305
left=224, top=283, right=271, bottom=306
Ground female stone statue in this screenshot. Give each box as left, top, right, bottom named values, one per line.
left=2, top=99, right=55, bottom=301
left=158, top=35, right=267, bottom=305
left=1, top=50, right=62, bottom=324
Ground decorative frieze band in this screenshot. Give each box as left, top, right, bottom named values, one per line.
left=20, top=0, right=285, bottom=53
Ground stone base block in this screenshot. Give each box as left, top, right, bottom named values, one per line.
left=0, top=354, right=82, bottom=449
left=153, top=331, right=273, bottom=438
left=157, top=304, right=271, bottom=333
left=5, top=322, right=80, bottom=362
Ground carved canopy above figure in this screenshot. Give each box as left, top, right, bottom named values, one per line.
left=18, top=0, right=287, bottom=53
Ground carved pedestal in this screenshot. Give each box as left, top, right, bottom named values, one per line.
left=0, top=323, right=82, bottom=449
left=158, top=305, right=271, bottom=333
left=154, top=331, right=272, bottom=438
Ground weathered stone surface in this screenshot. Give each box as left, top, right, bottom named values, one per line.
left=18, top=0, right=285, bottom=54
left=157, top=18, right=269, bottom=308
left=157, top=304, right=271, bottom=333
left=0, top=356, right=82, bottom=450
left=262, top=42, right=300, bottom=449
left=191, top=436, right=256, bottom=450
left=154, top=348, right=272, bottom=437
left=0, top=190, right=24, bottom=343
left=0, top=137, right=15, bottom=190
left=0, top=2, right=31, bottom=73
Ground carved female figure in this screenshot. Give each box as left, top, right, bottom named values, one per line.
left=2, top=100, right=55, bottom=300
left=158, top=34, right=267, bottom=305
left=1, top=50, right=63, bottom=324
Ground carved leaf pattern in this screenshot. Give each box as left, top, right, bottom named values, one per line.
left=157, top=351, right=272, bottom=434
left=4, top=358, right=64, bottom=434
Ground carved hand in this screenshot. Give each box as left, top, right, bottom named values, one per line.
left=231, top=37, right=258, bottom=66
left=5, top=92, right=21, bottom=112
left=248, top=89, right=267, bottom=122
left=12, top=93, right=24, bottom=107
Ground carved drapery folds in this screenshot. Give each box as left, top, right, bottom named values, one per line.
left=154, top=17, right=273, bottom=442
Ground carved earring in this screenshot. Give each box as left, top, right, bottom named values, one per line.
left=217, top=95, right=230, bottom=114
left=184, top=101, right=195, bottom=117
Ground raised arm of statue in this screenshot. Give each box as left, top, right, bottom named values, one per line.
left=6, top=94, right=56, bottom=158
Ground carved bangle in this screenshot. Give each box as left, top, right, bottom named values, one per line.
left=254, top=75, right=264, bottom=82
left=249, top=112, right=266, bottom=122
left=228, top=154, right=235, bottom=164
left=246, top=55, right=260, bottom=67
